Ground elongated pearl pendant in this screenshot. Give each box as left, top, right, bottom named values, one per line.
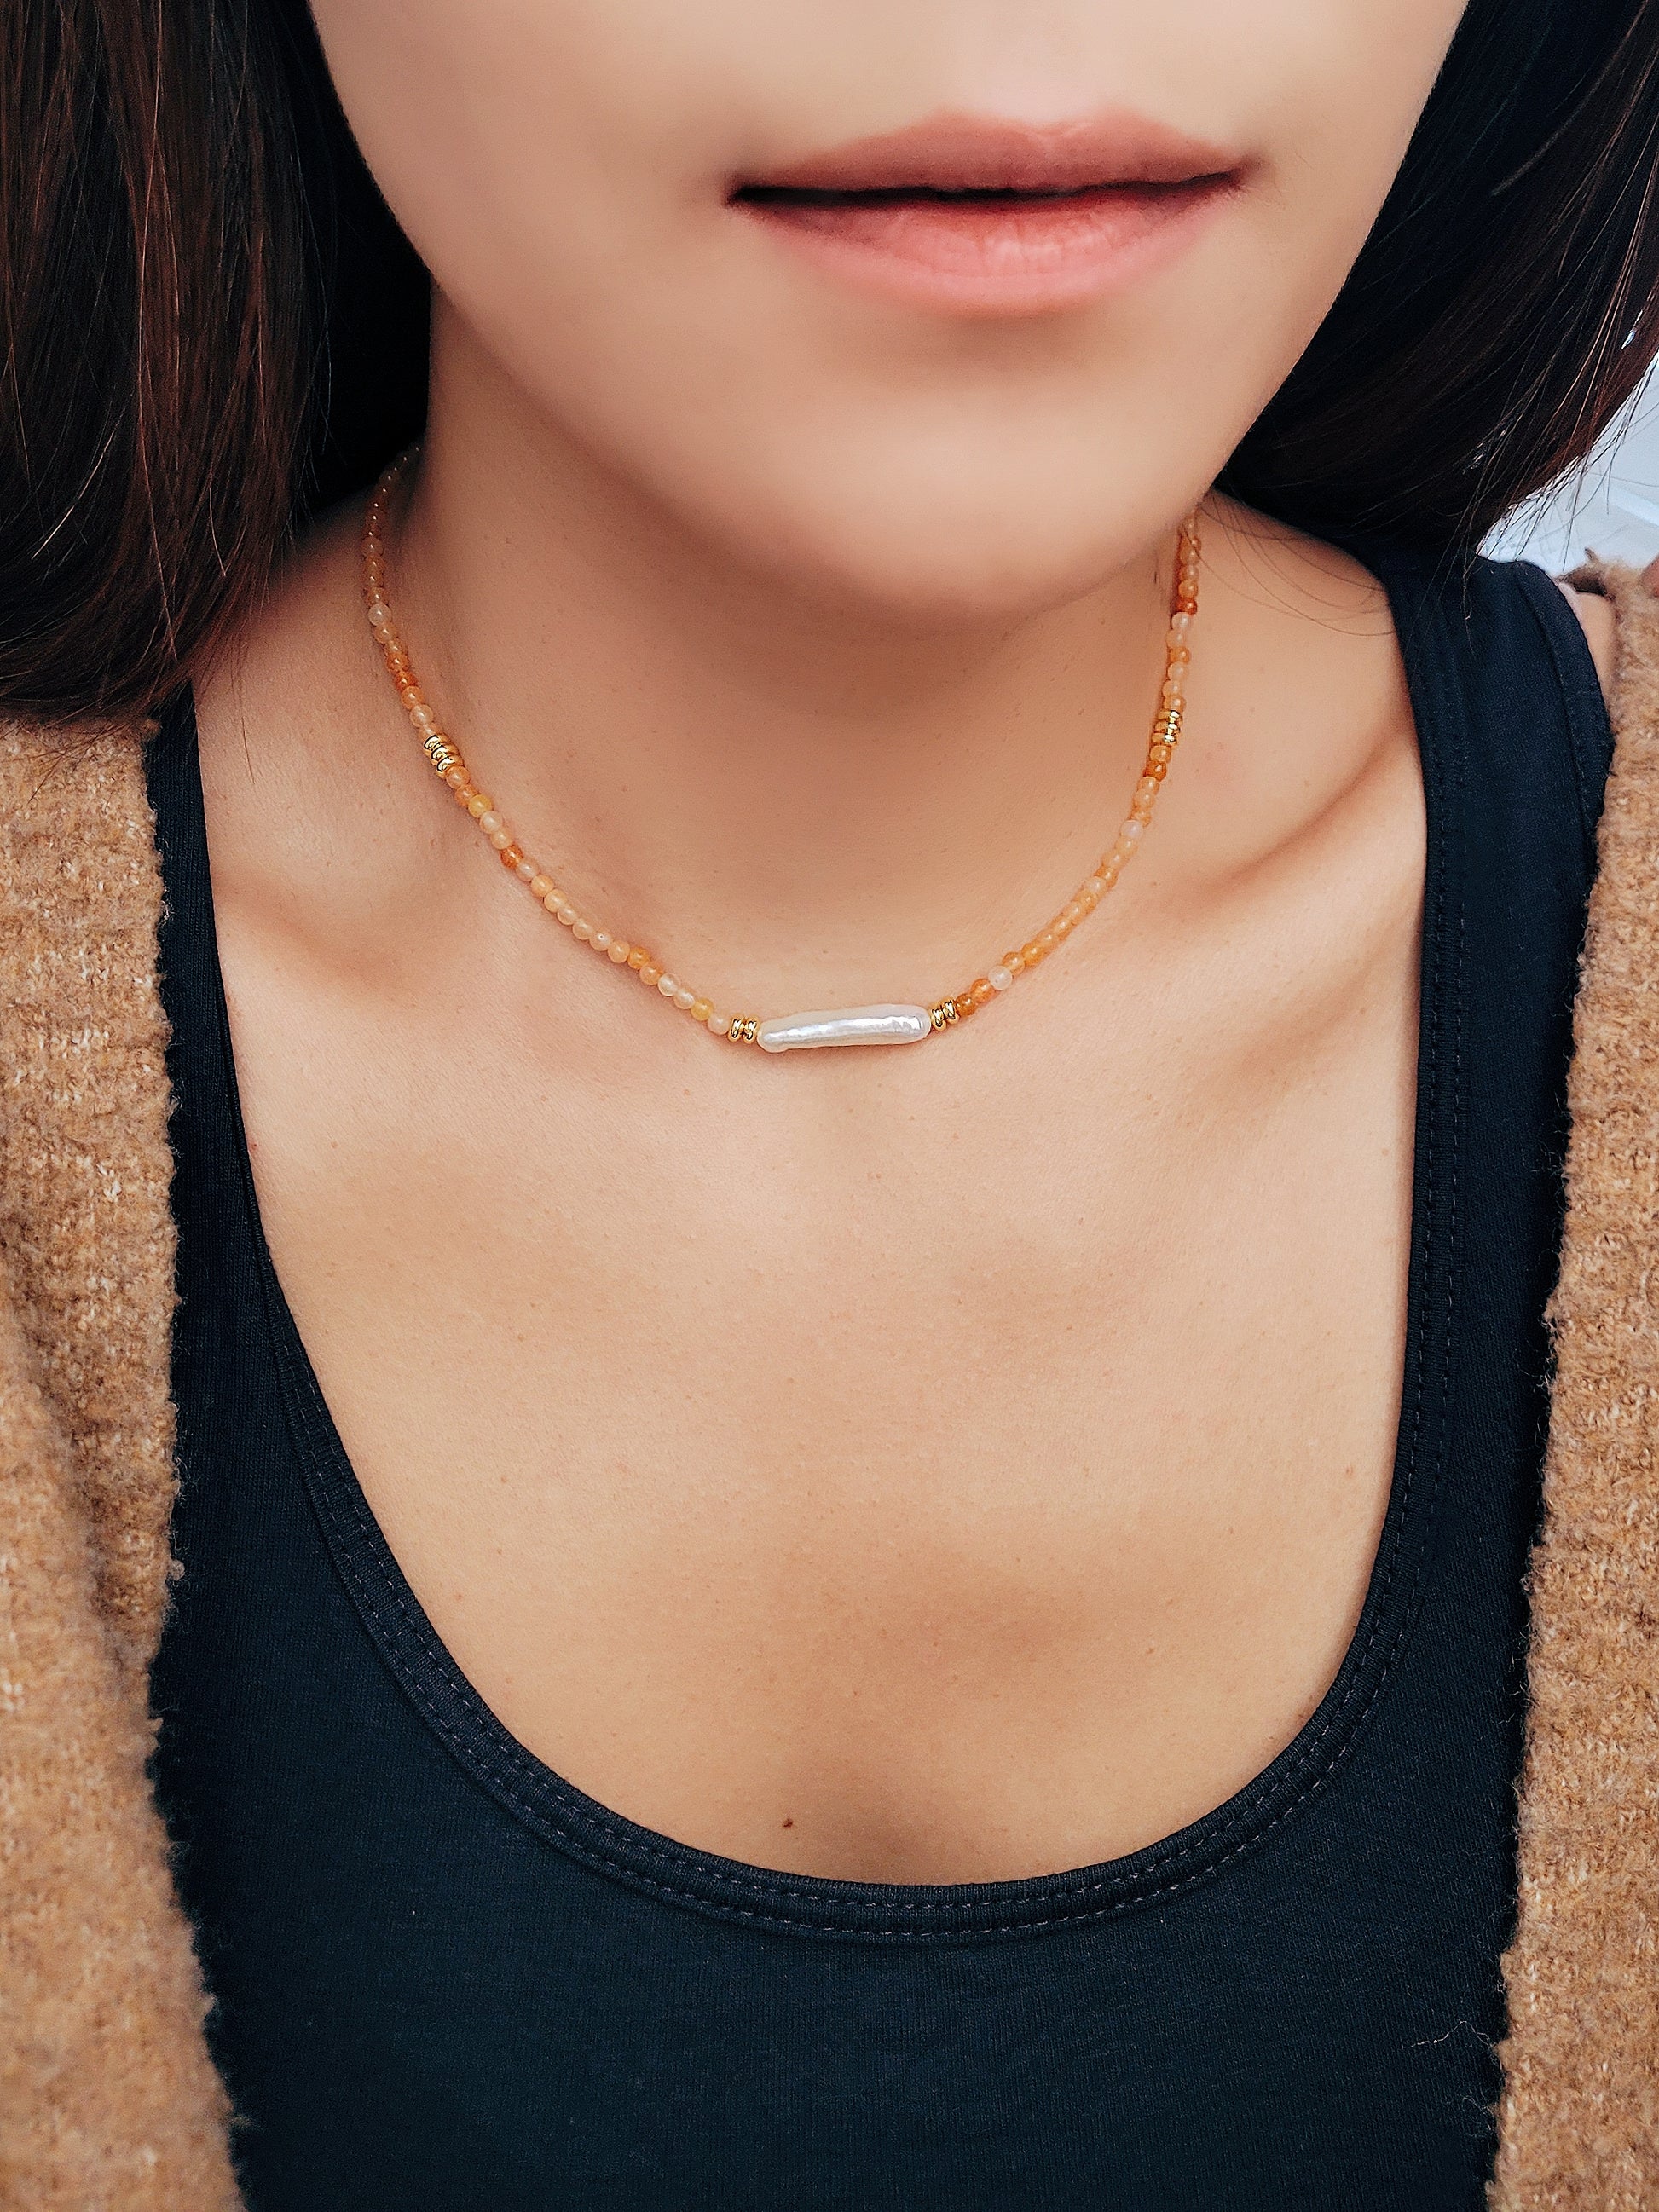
left=755, top=1004, right=934, bottom=1053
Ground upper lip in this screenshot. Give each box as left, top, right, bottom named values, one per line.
left=732, top=108, right=1246, bottom=199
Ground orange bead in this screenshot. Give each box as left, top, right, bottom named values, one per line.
left=500, top=843, right=524, bottom=869
left=951, top=988, right=978, bottom=1019
left=627, top=947, right=650, bottom=970
left=1021, top=940, right=1045, bottom=967
left=968, top=978, right=995, bottom=1009
left=691, top=998, right=713, bottom=1022
left=1001, top=952, right=1025, bottom=977
left=1037, top=929, right=1058, bottom=954
left=639, top=963, right=662, bottom=987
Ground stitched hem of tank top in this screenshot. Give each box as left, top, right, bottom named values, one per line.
left=204, top=561, right=1464, bottom=1942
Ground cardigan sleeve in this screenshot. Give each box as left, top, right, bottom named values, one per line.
left=0, top=717, right=242, bottom=2211
left=1493, top=563, right=1659, bottom=2212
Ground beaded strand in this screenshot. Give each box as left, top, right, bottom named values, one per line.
left=361, top=451, right=1199, bottom=1048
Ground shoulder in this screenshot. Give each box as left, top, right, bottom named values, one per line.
left=1555, top=580, right=1620, bottom=697
left=1555, top=557, right=1659, bottom=702
left=1, top=712, right=155, bottom=837
left=1, top=714, right=163, bottom=972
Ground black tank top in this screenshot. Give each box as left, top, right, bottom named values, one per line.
left=147, top=548, right=1613, bottom=2212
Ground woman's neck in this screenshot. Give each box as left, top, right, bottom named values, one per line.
left=384, top=313, right=1184, bottom=1010
left=205, top=317, right=1396, bottom=1048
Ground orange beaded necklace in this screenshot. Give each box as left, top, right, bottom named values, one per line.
left=362, top=453, right=1199, bottom=1053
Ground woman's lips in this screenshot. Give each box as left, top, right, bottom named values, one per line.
left=738, top=179, right=1234, bottom=315
left=731, top=112, right=1245, bottom=316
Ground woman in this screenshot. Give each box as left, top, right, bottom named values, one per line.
left=3, top=0, right=1657, bottom=2205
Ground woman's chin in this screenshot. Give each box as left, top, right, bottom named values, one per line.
left=729, top=508, right=1156, bottom=632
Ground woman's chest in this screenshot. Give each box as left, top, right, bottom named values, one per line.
left=210, top=818, right=1425, bottom=1884
left=153, top=842, right=1528, bottom=2212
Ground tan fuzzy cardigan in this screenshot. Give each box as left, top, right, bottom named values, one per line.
left=2, top=574, right=1657, bottom=2211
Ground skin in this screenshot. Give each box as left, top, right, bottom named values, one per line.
left=195, top=0, right=1612, bottom=1883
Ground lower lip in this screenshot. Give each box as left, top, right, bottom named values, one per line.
left=737, top=179, right=1234, bottom=315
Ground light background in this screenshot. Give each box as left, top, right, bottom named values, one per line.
left=1486, top=378, right=1659, bottom=573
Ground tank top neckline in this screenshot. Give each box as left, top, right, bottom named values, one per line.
left=150, top=544, right=1604, bottom=1942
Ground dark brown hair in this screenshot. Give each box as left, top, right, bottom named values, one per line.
left=3, top=0, right=1658, bottom=719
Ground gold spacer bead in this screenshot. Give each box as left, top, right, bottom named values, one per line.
left=929, top=1000, right=960, bottom=1031
left=728, top=1015, right=759, bottom=1043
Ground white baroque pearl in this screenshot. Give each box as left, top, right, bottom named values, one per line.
left=755, top=1004, right=934, bottom=1053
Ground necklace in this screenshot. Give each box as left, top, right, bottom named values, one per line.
left=361, top=453, right=1199, bottom=1052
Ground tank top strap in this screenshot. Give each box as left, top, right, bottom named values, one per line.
left=1359, top=543, right=1615, bottom=900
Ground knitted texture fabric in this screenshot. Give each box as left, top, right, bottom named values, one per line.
left=1490, top=565, right=1659, bottom=2210
left=0, top=580, right=1655, bottom=2207
left=0, top=728, right=237, bottom=2209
